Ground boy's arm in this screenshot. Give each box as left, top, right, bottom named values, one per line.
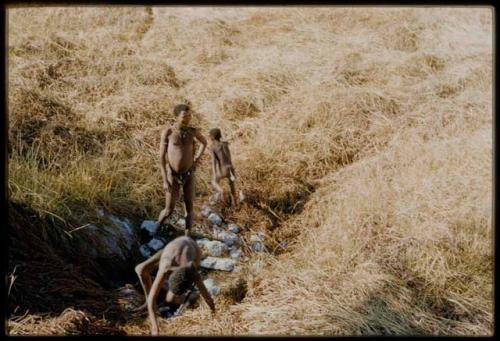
left=159, top=128, right=172, bottom=190
left=210, top=149, right=219, bottom=179
left=222, top=142, right=233, bottom=163
left=193, top=128, right=207, bottom=164
left=193, top=272, right=216, bottom=312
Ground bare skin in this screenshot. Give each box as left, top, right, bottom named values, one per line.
left=134, top=236, right=216, bottom=336
left=157, top=108, right=207, bottom=235
left=210, top=137, right=238, bottom=207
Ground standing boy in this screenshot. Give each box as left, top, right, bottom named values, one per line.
left=208, top=128, right=238, bottom=207
left=156, top=104, right=207, bottom=235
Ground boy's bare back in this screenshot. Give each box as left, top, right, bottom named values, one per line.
left=135, top=235, right=215, bottom=335
left=210, top=140, right=235, bottom=179
left=161, top=235, right=202, bottom=267
left=209, top=128, right=237, bottom=206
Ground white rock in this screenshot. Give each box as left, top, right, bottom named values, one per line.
left=203, top=278, right=221, bottom=295
left=239, top=190, right=246, bottom=203
left=147, top=238, right=165, bottom=251
left=208, top=213, right=223, bottom=226
left=200, top=257, right=235, bottom=271
left=227, top=223, right=240, bottom=233
left=198, top=239, right=228, bottom=257
left=250, top=233, right=267, bottom=252
left=206, top=240, right=228, bottom=257
left=203, top=278, right=217, bottom=287
left=201, top=204, right=212, bottom=217
left=141, top=220, right=158, bottom=236
left=215, top=229, right=240, bottom=247
left=229, top=247, right=242, bottom=259
left=250, top=234, right=264, bottom=242
left=200, top=256, right=216, bottom=268
left=196, top=238, right=210, bottom=248
left=176, top=218, right=186, bottom=227
left=139, top=244, right=152, bottom=258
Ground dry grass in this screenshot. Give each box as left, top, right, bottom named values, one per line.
left=7, top=308, right=123, bottom=335
left=232, top=127, right=492, bottom=336
left=7, top=6, right=492, bottom=336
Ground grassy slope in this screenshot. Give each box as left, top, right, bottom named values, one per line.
left=8, top=7, right=492, bottom=335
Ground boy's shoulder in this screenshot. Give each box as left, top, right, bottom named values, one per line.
left=211, top=140, right=222, bottom=149
left=212, top=141, right=230, bottom=153
left=164, top=125, right=198, bottom=134
left=163, top=125, right=174, bottom=132
left=161, top=126, right=173, bottom=138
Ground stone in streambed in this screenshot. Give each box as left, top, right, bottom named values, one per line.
left=208, top=213, right=223, bottom=226
left=227, top=223, right=240, bottom=233
left=200, top=257, right=235, bottom=272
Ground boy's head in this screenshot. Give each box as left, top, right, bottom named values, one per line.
left=209, top=128, right=222, bottom=141
left=166, top=264, right=196, bottom=304
left=174, top=104, right=191, bottom=126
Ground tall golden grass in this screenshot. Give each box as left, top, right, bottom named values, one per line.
left=8, top=6, right=492, bottom=335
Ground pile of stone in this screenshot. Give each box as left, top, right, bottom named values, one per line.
left=138, top=220, right=180, bottom=258
left=197, top=207, right=242, bottom=273
left=136, top=196, right=270, bottom=300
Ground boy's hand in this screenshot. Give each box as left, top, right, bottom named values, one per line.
left=208, top=298, right=216, bottom=313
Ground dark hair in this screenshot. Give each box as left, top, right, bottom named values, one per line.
left=168, top=266, right=196, bottom=295
left=174, top=104, right=190, bottom=116
left=209, top=128, right=222, bottom=140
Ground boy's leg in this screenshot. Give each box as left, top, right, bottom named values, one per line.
left=211, top=176, right=225, bottom=203
left=229, top=167, right=237, bottom=182
left=147, top=266, right=168, bottom=335
left=157, top=175, right=179, bottom=228
left=134, top=249, right=163, bottom=311
left=183, top=173, right=195, bottom=235
left=229, top=179, right=238, bottom=207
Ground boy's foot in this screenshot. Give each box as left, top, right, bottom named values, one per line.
left=239, top=190, right=246, bottom=203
